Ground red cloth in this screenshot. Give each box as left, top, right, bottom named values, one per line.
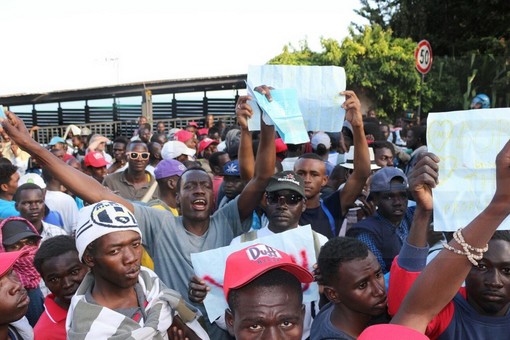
left=34, top=294, right=67, bottom=340
left=388, top=257, right=456, bottom=339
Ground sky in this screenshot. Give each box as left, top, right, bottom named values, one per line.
left=0, top=0, right=366, bottom=96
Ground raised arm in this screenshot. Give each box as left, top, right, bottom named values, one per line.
left=236, top=95, right=255, bottom=181
left=1, top=111, right=134, bottom=212
left=339, top=91, right=370, bottom=216
left=392, top=140, right=510, bottom=332
left=387, top=153, right=438, bottom=316
left=237, top=86, right=275, bottom=221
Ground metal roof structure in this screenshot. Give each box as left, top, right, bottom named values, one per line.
left=0, top=74, right=248, bottom=106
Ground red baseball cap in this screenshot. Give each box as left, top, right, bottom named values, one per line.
left=198, top=138, right=219, bottom=154
left=187, top=122, right=199, bottom=128
left=358, top=325, right=429, bottom=339
left=175, top=130, right=194, bottom=143
left=223, top=243, right=313, bottom=299
left=84, top=151, right=109, bottom=168
left=0, top=250, right=28, bottom=277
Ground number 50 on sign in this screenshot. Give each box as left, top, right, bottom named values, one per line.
left=415, top=40, right=433, bottom=74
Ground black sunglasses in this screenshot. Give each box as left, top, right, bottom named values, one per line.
left=128, top=152, right=150, bottom=160
left=266, top=193, right=303, bottom=206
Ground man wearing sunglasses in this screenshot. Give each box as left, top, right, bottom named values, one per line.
left=102, top=140, right=158, bottom=202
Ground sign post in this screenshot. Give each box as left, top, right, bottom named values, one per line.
left=415, top=40, right=433, bottom=123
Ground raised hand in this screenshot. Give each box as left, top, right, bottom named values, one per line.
left=408, top=152, right=440, bottom=211
left=235, top=95, right=253, bottom=130
left=1, top=111, right=33, bottom=150
left=341, top=90, right=363, bottom=128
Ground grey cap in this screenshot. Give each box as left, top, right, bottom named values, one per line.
left=370, top=167, right=408, bottom=193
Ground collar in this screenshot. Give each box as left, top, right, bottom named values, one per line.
left=43, top=293, right=68, bottom=323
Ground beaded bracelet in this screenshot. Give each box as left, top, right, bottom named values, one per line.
left=452, top=228, right=488, bottom=254
left=441, top=242, right=484, bottom=266
left=441, top=228, right=488, bottom=266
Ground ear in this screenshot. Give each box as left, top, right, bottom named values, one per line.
left=175, top=193, right=181, bottom=207
left=321, top=175, right=329, bottom=187
left=82, top=251, right=95, bottom=268
left=323, top=286, right=341, bottom=304
left=0, top=183, right=8, bottom=192
left=225, top=308, right=235, bottom=337
left=168, top=178, right=176, bottom=190
left=301, top=201, right=307, bottom=213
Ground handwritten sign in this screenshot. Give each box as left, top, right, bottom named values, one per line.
left=247, top=65, right=346, bottom=132
left=427, top=108, right=510, bottom=231
left=190, top=226, right=319, bottom=323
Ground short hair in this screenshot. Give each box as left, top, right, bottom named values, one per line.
left=227, top=268, right=302, bottom=313
left=34, top=235, right=78, bottom=275
left=207, top=126, right=220, bottom=138
left=13, top=183, right=43, bottom=203
left=41, top=167, right=54, bottom=183
left=0, top=161, right=18, bottom=188
left=372, top=141, right=395, bottom=156
left=364, top=122, right=384, bottom=141
left=127, top=140, right=148, bottom=150
left=113, top=136, right=130, bottom=146
left=491, top=230, right=510, bottom=242
left=176, top=167, right=210, bottom=191
left=318, top=237, right=370, bottom=286
left=297, top=153, right=323, bottom=161
left=209, top=151, right=228, bottom=169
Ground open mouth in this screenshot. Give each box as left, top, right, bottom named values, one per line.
left=191, top=199, right=207, bottom=211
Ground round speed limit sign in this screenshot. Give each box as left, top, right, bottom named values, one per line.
left=415, top=40, right=433, bottom=74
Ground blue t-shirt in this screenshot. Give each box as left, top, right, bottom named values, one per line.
left=0, top=199, right=19, bottom=219
left=310, top=302, right=355, bottom=340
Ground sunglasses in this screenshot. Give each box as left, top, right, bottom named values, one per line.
left=128, top=152, right=150, bottom=160
left=266, top=193, right=303, bottom=206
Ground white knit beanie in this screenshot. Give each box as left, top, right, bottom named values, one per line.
left=75, top=200, right=142, bottom=261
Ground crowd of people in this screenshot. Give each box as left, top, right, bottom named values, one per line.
left=0, top=90, right=508, bottom=340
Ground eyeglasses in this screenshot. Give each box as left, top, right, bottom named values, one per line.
left=128, top=152, right=150, bottom=160
left=266, top=193, right=304, bottom=206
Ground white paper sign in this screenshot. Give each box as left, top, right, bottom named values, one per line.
left=247, top=65, right=346, bottom=132
left=427, top=108, right=510, bottom=231
left=190, top=226, right=319, bottom=323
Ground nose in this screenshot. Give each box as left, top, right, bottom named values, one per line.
left=123, top=247, right=138, bottom=265
left=372, top=278, right=385, bottom=297
left=486, top=269, right=504, bottom=288
left=61, top=275, right=74, bottom=289
left=8, top=272, right=23, bottom=295
left=264, top=326, right=285, bottom=340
